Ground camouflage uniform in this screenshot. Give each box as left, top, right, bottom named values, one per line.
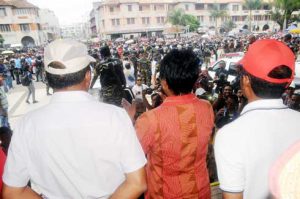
left=137, top=58, right=152, bottom=86
left=93, top=58, right=126, bottom=107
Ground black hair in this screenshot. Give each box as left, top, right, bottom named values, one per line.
left=241, top=65, right=292, bottom=99
left=160, top=49, right=199, bottom=95
left=46, top=66, right=90, bottom=90
left=100, top=46, right=111, bottom=58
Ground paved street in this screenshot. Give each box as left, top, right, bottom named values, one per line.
left=7, top=82, right=52, bottom=130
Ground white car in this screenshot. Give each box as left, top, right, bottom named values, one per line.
left=207, top=56, right=242, bottom=82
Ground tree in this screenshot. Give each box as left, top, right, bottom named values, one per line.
left=221, top=20, right=236, bottom=33
left=209, top=5, right=228, bottom=33
left=167, top=9, right=200, bottom=32
left=271, top=0, right=300, bottom=30
left=244, top=0, right=262, bottom=31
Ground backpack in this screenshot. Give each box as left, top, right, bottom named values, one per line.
left=21, top=73, right=31, bottom=86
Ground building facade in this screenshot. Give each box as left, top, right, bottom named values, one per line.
left=61, top=23, right=91, bottom=41
left=39, top=9, right=60, bottom=43
left=94, top=0, right=279, bottom=39
left=0, top=0, right=45, bottom=47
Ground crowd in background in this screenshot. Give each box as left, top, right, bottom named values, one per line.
left=0, top=32, right=299, bottom=198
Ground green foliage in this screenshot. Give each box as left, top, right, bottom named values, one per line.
left=167, top=9, right=200, bottom=32
left=244, top=0, right=262, bottom=10
left=271, top=0, right=300, bottom=30
left=244, top=0, right=262, bottom=31
left=210, top=4, right=228, bottom=19
left=221, top=20, right=236, bottom=32
left=181, top=14, right=200, bottom=32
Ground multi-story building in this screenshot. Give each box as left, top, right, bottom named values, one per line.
left=94, top=0, right=280, bottom=39
left=61, top=23, right=91, bottom=41
left=0, top=0, right=45, bottom=47
left=39, top=9, right=60, bottom=43
left=90, top=1, right=102, bottom=38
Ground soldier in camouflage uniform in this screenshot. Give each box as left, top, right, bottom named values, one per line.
left=90, top=46, right=126, bottom=107
left=137, top=52, right=152, bottom=86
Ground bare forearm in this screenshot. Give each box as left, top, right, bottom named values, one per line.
left=2, top=185, right=42, bottom=199
left=223, top=192, right=243, bottom=199
left=109, top=181, right=146, bottom=199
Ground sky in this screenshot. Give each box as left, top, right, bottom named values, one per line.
left=28, top=0, right=95, bottom=25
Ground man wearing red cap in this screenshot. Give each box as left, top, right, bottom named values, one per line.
left=214, top=39, right=300, bottom=199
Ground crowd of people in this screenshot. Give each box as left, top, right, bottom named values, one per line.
left=0, top=32, right=299, bottom=199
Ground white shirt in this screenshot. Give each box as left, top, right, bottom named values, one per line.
left=3, top=91, right=146, bottom=199
left=214, top=99, right=300, bottom=199
left=123, top=61, right=135, bottom=88
left=132, top=84, right=148, bottom=100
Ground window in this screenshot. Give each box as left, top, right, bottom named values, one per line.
left=231, top=16, right=238, bottom=22
left=109, top=7, right=114, bottom=12
left=116, top=19, right=120, bottom=25
left=263, top=4, right=270, bottom=10
left=168, top=4, right=175, bottom=10
left=209, top=16, right=215, bottom=22
left=139, top=5, right=142, bottom=11
left=102, top=20, right=105, bottom=28
left=232, top=5, right=239, bottom=11
left=142, top=17, right=150, bottom=25
left=195, top=4, right=204, bottom=10
left=154, top=5, right=157, bottom=11
left=197, top=16, right=204, bottom=22
left=207, top=4, right=214, bottom=10
left=156, top=17, right=165, bottom=24
left=0, top=24, right=10, bottom=32
left=0, top=8, right=6, bottom=17
left=20, top=24, right=30, bottom=32
left=220, top=4, right=227, bottom=10
left=185, top=4, right=189, bottom=11
left=128, top=5, right=132, bottom=11
left=111, top=19, right=116, bottom=26
left=127, top=18, right=135, bottom=24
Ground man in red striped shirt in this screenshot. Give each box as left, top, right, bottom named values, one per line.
left=135, top=49, right=214, bottom=199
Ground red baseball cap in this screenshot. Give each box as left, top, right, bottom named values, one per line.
left=239, top=39, right=295, bottom=84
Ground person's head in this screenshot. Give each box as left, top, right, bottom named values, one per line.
left=239, top=40, right=295, bottom=102
left=44, top=39, right=96, bottom=91
left=100, top=46, right=111, bottom=58
left=286, top=86, right=295, bottom=96
left=237, top=89, right=244, bottom=98
left=288, top=93, right=300, bottom=109
left=160, top=49, right=199, bottom=96
left=223, top=85, right=233, bottom=98
left=0, top=127, right=12, bottom=155
left=225, top=94, right=238, bottom=111
left=124, top=62, right=131, bottom=70
left=151, top=93, right=163, bottom=108
left=136, top=77, right=142, bottom=86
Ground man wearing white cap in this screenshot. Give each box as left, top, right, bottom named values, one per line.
left=2, top=39, right=147, bottom=199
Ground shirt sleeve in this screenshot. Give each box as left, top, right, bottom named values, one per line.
left=118, top=110, right=147, bottom=174
left=214, top=126, right=245, bottom=193
left=135, top=112, right=156, bottom=154
left=3, top=118, right=30, bottom=187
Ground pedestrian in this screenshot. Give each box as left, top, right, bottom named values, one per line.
left=0, top=75, right=9, bottom=128
left=23, top=65, right=38, bottom=104
left=94, top=46, right=126, bottom=107
left=134, top=49, right=214, bottom=198
left=2, top=39, right=147, bottom=198
left=214, top=39, right=300, bottom=199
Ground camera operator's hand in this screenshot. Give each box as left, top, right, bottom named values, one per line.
left=216, top=108, right=225, bottom=117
